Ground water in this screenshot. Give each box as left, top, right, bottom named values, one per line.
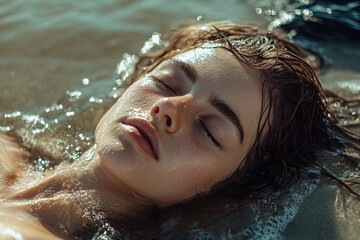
left=0, top=0, right=359, bottom=239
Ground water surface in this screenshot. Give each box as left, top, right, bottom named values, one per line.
left=0, top=0, right=359, bottom=239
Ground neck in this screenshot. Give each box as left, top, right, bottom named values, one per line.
left=7, top=145, right=157, bottom=237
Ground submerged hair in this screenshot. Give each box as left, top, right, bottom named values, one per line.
left=131, top=21, right=360, bottom=196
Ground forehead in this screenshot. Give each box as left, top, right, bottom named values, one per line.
left=173, top=47, right=264, bottom=146
left=174, top=47, right=218, bottom=64
left=173, top=47, right=259, bottom=83
left=172, top=47, right=262, bottom=93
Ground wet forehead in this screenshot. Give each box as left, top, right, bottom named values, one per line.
left=174, top=47, right=218, bottom=64
left=173, top=47, right=261, bottom=91
left=174, top=47, right=263, bottom=146
left=173, top=48, right=259, bottom=83
left=173, top=47, right=218, bottom=71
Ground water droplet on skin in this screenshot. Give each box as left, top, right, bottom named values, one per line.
left=200, top=25, right=211, bottom=31
left=128, top=107, right=151, bottom=120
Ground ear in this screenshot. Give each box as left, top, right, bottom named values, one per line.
left=0, top=132, right=30, bottom=185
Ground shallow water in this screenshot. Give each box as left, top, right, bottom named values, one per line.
left=0, top=0, right=359, bottom=239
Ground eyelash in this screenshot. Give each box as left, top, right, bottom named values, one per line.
left=149, top=75, right=177, bottom=95
left=199, top=120, right=220, bottom=147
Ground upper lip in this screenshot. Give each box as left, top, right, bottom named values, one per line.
left=121, top=117, right=160, bottom=160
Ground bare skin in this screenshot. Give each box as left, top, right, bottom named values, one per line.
left=0, top=134, right=155, bottom=239
left=0, top=47, right=263, bottom=239
left=96, top=48, right=263, bottom=205
left=0, top=133, right=61, bottom=239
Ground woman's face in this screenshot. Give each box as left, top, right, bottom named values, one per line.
left=95, top=47, right=263, bottom=205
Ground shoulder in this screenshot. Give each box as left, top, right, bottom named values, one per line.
left=0, top=131, right=29, bottom=161
left=0, top=132, right=29, bottom=185
left=0, top=206, right=62, bottom=240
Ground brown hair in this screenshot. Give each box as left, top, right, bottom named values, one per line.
left=131, top=21, right=360, bottom=196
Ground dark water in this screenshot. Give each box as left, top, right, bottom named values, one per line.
left=0, top=0, right=359, bottom=239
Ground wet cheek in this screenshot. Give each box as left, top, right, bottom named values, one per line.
left=161, top=135, right=203, bottom=167
left=161, top=141, right=219, bottom=185
left=116, top=90, right=157, bottom=115
left=185, top=162, right=221, bottom=194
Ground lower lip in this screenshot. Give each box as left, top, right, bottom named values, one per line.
left=122, top=123, right=157, bottom=160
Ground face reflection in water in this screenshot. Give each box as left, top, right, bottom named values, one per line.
left=95, top=48, right=263, bottom=205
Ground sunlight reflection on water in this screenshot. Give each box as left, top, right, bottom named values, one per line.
left=0, top=0, right=359, bottom=239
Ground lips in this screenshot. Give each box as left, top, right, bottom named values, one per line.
left=121, top=117, right=159, bottom=160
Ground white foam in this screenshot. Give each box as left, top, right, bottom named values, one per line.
left=236, top=169, right=320, bottom=239
left=166, top=168, right=321, bottom=240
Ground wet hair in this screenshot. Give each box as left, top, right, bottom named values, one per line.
left=131, top=21, right=360, bottom=196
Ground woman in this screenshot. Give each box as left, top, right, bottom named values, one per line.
left=0, top=21, right=359, bottom=239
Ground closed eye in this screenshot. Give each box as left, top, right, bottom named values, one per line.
left=149, top=75, right=177, bottom=95
left=199, top=120, right=220, bottom=147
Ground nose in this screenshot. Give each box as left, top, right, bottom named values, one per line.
left=150, top=95, right=193, bottom=133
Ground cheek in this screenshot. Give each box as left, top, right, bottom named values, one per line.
left=162, top=144, right=221, bottom=191
left=146, top=161, right=220, bottom=204
left=121, top=88, right=159, bottom=113
left=162, top=134, right=224, bottom=183
left=166, top=142, right=242, bottom=192
left=96, top=88, right=157, bottom=134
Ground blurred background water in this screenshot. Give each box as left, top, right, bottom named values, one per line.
left=0, top=0, right=359, bottom=239
left=1, top=0, right=358, bottom=111
left=0, top=0, right=268, bottom=112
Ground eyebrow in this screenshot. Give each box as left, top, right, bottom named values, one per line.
left=170, top=58, right=245, bottom=143
left=210, top=95, right=245, bottom=144
left=169, top=59, right=198, bottom=83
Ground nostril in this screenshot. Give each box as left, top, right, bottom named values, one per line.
left=152, top=106, right=160, bottom=114
left=165, top=115, right=172, bottom=126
